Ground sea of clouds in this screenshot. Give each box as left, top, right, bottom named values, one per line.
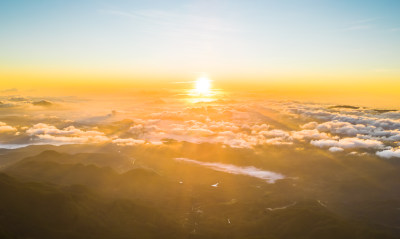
left=0, top=95, right=399, bottom=158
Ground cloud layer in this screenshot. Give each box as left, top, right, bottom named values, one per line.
left=1, top=97, right=399, bottom=160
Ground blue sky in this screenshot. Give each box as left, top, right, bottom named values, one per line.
left=1, top=0, right=400, bottom=81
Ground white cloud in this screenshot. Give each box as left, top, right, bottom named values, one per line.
left=311, top=137, right=384, bottom=149
left=187, top=127, right=215, bottom=136
left=112, top=138, right=146, bottom=146
left=129, top=117, right=293, bottom=148
left=27, top=123, right=104, bottom=137
left=259, top=129, right=290, bottom=139
left=327, top=114, right=400, bottom=130
left=26, top=123, right=108, bottom=144
left=329, top=147, right=344, bottom=152
left=128, top=124, right=160, bottom=136
left=288, top=104, right=400, bottom=131
left=0, top=122, right=17, bottom=133
left=291, top=129, right=330, bottom=140
left=304, top=120, right=400, bottom=142
left=35, top=134, right=108, bottom=144
left=215, top=136, right=252, bottom=148
left=301, top=121, right=319, bottom=129
left=251, top=124, right=270, bottom=132
left=376, top=148, right=400, bottom=159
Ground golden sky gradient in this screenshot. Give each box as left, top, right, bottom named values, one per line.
left=1, top=1, right=399, bottom=107
left=1, top=67, right=399, bottom=108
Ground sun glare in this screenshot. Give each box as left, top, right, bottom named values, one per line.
left=195, top=77, right=211, bottom=95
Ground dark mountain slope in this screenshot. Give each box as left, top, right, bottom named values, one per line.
left=0, top=173, right=182, bottom=239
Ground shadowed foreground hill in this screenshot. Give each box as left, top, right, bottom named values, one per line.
left=0, top=171, right=396, bottom=239
left=1, top=148, right=399, bottom=239
left=0, top=173, right=182, bottom=239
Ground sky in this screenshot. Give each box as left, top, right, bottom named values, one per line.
left=0, top=0, right=400, bottom=101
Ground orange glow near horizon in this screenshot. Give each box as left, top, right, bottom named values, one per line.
left=1, top=68, right=400, bottom=108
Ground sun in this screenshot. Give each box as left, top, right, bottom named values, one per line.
left=194, top=76, right=211, bottom=95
